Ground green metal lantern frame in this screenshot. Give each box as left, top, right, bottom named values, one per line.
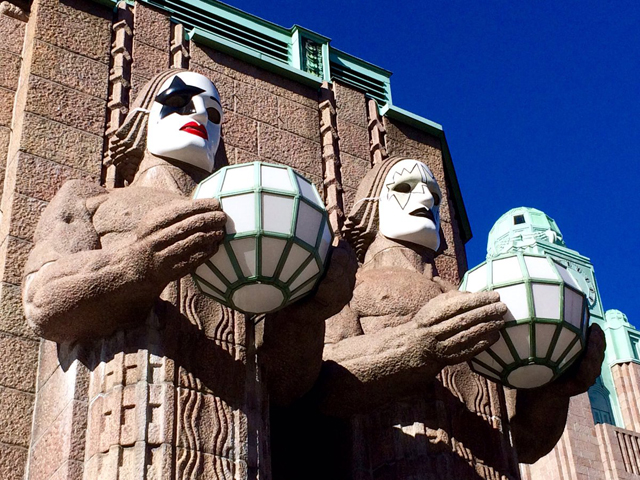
left=460, top=251, right=589, bottom=388
left=192, top=161, right=332, bottom=314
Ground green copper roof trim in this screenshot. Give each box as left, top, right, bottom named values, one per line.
left=188, top=28, right=323, bottom=88
left=330, top=48, right=391, bottom=104
left=380, top=104, right=472, bottom=243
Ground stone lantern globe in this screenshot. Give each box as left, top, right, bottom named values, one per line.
left=192, top=162, right=332, bottom=314
left=460, top=207, right=589, bottom=388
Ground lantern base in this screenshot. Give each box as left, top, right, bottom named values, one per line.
left=232, top=284, right=285, bottom=313
left=507, top=364, right=555, bottom=389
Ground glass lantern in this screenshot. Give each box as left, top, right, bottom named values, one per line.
left=459, top=252, right=589, bottom=389
left=192, top=162, right=332, bottom=314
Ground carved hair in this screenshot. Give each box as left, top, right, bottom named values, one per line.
left=343, top=156, right=441, bottom=262
left=106, top=68, right=188, bottom=183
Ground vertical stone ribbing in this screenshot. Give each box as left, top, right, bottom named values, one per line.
left=103, top=1, right=133, bottom=188
left=0, top=2, right=40, bottom=479
left=612, top=363, right=640, bottom=433
left=318, top=82, right=345, bottom=236
left=170, top=22, right=189, bottom=69
left=11, top=0, right=112, bottom=476
left=366, top=98, right=387, bottom=166
left=130, top=1, right=171, bottom=100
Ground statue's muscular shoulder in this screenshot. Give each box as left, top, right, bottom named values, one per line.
left=350, top=267, right=443, bottom=333
left=88, top=185, right=184, bottom=245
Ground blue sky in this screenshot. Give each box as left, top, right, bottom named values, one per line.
left=227, top=0, right=640, bottom=324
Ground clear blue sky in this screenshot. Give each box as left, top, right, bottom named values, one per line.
left=227, top=0, right=640, bottom=324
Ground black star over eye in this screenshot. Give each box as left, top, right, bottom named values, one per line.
left=155, top=76, right=205, bottom=106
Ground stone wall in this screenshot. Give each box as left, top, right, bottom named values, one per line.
left=0, top=0, right=469, bottom=478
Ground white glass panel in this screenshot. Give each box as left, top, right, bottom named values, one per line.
left=261, top=165, right=293, bottom=192
left=232, top=284, right=284, bottom=313
left=230, top=238, right=256, bottom=278
left=194, top=172, right=222, bottom=199
left=279, top=243, right=311, bottom=282
left=551, top=327, right=577, bottom=362
left=195, top=279, right=224, bottom=301
left=492, top=256, right=522, bottom=285
left=524, top=256, right=557, bottom=280
left=559, top=340, right=583, bottom=368
left=465, top=264, right=487, bottom=292
left=295, top=173, right=323, bottom=207
left=289, top=260, right=320, bottom=290
left=210, top=246, right=238, bottom=283
left=535, top=323, right=558, bottom=358
left=290, top=280, right=316, bottom=301
left=471, top=361, right=500, bottom=381
left=262, top=193, right=294, bottom=234
left=555, top=264, right=581, bottom=291
left=221, top=165, right=254, bottom=193
left=195, top=264, right=227, bottom=292
left=489, top=334, right=514, bottom=364
left=295, top=201, right=323, bottom=246
left=505, top=324, right=530, bottom=360
left=474, top=351, right=504, bottom=374
left=507, top=365, right=554, bottom=389
left=532, top=283, right=561, bottom=319
left=318, top=222, right=332, bottom=263
left=261, top=237, right=287, bottom=277
left=221, top=193, right=256, bottom=234
left=495, top=284, right=529, bottom=321
left=564, top=287, right=584, bottom=328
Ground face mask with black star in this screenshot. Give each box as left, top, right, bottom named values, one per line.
left=147, top=72, right=224, bottom=172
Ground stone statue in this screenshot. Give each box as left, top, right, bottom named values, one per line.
left=271, top=156, right=606, bottom=479
left=22, top=68, right=354, bottom=478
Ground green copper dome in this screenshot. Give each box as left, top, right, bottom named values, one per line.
left=487, top=207, right=565, bottom=258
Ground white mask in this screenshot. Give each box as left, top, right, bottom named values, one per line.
left=147, top=71, right=223, bottom=172
left=378, top=159, right=442, bottom=251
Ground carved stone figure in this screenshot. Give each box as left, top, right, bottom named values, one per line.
left=271, top=156, right=606, bottom=480
left=22, top=68, right=353, bottom=478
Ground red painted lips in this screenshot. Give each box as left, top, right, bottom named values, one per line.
left=180, top=121, right=208, bottom=140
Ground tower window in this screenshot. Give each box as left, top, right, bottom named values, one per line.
left=513, top=215, right=525, bottom=225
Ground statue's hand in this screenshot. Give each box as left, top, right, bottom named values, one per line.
left=544, top=323, right=605, bottom=397
left=414, top=291, right=507, bottom=365
left=133, top=197, right=226, bottom=285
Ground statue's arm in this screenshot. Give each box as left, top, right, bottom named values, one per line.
left=507, top=324, right=605, bottom=463
left=23, top=180, right=225, bottom=343
left=316, top=290, right=507, bottom=416
left=259, top=240, right=358, bottom=406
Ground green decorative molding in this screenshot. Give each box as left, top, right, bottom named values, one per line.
left=603, top=310, right=640, bottom=365
left=329, top=48, right=392, bottom=104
